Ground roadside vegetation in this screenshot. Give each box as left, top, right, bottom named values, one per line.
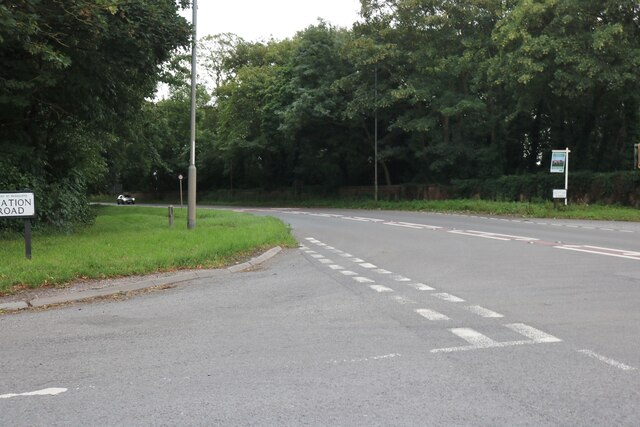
left=202, top=198, right=640, bottom=222
left=0, top=206, right=295, bottom=293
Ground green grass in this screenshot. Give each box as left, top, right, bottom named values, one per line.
left=196, top=196, right=640, bottom=222
left=0, top=205, right=296, bottom=293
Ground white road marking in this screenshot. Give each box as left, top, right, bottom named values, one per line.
left=348, top=258, right=365, bottom=263
left=432, top=293, right=465, bottom=302
left=392, top=275, right=412, bottom=282
left=465, top=305, right=504, bottom=318
left=0, top=388, right=68, bottom=399
left=416, top=309, right=449, bottom=321
left=431, top=323, right=562, bottom=353
left=325, top=246, right=336, bottom=250
left=370, top=285, right=393, bottom=292
left=304, top=250, right=317, bottom=254
left=359, top=263, right=377, bottom=268
left=328, top=264, right=345, bottom=270
left=340, top=270, right=358, bottom=276
left=449, top=230, right=538, bottom=242
left=409, top=283, right=435, bottom=291
left=353, top=276, right=375, bottom=283
left=327, top=353, right=401, bottom=364
left=373, top=269, right=392, bottom=274
left=342, top=216, right=370, bottom=222
left=504, top=323, right=562, bottom=343
left=556, top=245, right=640, bottom=261
left=397, top=222, right=441, bottom=230
left=340, top=253, right=354, bottom=258
left=393, top=296, right=417, bottom=305
left=318, top=259, right=333, bottom=264
left=310, top=254, right=324, bottom=258
left=577, top=350, right=637, bottom=371
left=305, top=237, right=317, bottom=241
left=451, top=328, right=497, bottom=346
left=384, top=222, right=423, bottom=229
left=352, top=217, right=386, bottom=222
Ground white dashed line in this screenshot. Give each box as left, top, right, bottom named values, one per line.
left=310, top=254, right=324, bottom=258
left=392, top=275, right=412, bottom=282
left=318, top=259, right=333, bottom=264
left=409, top=283, right=435, bottom=291
left=577, top=350, right=637, bottom=371
left=353, top=277, right=375, bottom=283
left=359, top=263, right=377, bottom=268
left=393, top=296, right=417, bottom=305
left=465, top=305, right=504, bottom=318
left=504, top=323, right=562, bottom=343
left=416, top=309, right=449, bottom=321
left=450, top=328, right=497, bottom=346
left=349, top=258, right=365, bottom=263
left=432, top=293, right=465, bottom=302
left=373, top=269, right=392, bottom=274
left=370, top=285, right=393, bottom=293
left=340, top=270, right=358, bottom=276
left=328, top=265, right=345, bottom=270
left=0, top=388, right=68, bottom=399
left=340, top=253, right=353, bottom=258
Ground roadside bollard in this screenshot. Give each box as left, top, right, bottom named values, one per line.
left=168, top=205, right=174, bottom=227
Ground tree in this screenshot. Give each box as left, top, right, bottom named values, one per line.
left=0, top=0, right=190, bottom=228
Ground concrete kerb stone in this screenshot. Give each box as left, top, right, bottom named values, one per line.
left=0, top=246, right=283, bottom=312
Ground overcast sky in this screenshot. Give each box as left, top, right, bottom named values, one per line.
left=185, top=0, right=362, bottom=41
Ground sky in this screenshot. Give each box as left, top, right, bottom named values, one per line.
left=185, top=0, right=362, bottom=41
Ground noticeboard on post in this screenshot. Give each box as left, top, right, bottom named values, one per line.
left=550, top=151, right=567, bottom=174
left=0, top=192, right=36, bottom=218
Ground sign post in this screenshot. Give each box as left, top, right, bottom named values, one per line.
left=550, top=148, right=570, bottom=206
left=0, top=191, right=36, bottom=259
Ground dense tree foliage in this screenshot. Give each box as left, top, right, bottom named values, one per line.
left=148, top=0, right=635, bottom=194
left=0, top=0, right=189, bottom=227
left=5, top=0, right=639, bottom=217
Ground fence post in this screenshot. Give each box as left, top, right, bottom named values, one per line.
left=168, top=205, right=174, bottom=228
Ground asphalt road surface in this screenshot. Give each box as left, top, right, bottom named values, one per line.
left=1, top=207, right=639, bottom=425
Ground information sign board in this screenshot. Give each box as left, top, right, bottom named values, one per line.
left=550, top=151, right=567, bottom=173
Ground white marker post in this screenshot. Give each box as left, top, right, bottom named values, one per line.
left=550, top=148, right=570, bottom=206
left=178, top=174, right=184, bottom=209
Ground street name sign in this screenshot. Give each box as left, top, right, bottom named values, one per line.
left=0, top=192, right=35, bottom=218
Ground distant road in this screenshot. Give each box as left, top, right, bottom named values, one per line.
left=1, top=206, right=638, bottom=425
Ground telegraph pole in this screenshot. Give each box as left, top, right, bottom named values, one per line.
left=187, top=0, right=197, bottom=229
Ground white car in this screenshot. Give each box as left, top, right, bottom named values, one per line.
left=116, top=194, right=136, bottom=205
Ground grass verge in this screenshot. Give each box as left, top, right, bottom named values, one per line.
left=0, top=205, right=296, bottom=293
left=195, top=197, right=640, bottom=222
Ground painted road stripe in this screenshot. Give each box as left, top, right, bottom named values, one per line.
left=359, top=263, right=377, bottom=268
left=393, top=275, right=412, bottom=282
left=409, top=283, right=435, bottom=291
left=384, top=222, right=423, bottom=229
left=310, top=254, right=324, bottom=258
left=451, top=328, right=497, bottom=346
left=340, top=270, right=358, bottom=276
left=373, top=269, right=392, bottom=274
left=505, top=323, right=562, bottom=343
left=370, top=285, right=393, bottom=293
left=354, top=276, right=375, bottom=283
left=318, top=259, right=333, bottom=264
left=465, top=305, right=504, bottom=318
left=340, top=253, right=354, bottom=258
left=342, top=216, right=369, bottom=222
left=577, top=350, right=637, bottom=371
left=349, top=258, right=365, bottom=263
left=393, top=296, right=416, bottom=305
left=0, top=388, right=67, bottom=399
left=556, top=245, right=640, bottom=261
left=432, top=293, right=465, bottom=302
left=304, top=250, right=317, bottom=254
left=328, top=265, right=344, bottom=270
left=416, top=309, right=449, bottom=321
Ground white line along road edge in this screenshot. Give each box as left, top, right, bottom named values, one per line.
left=0, top=388, right=68, bottom=399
